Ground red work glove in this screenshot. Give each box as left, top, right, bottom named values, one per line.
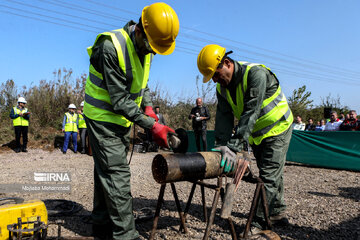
left=151, top=122, right=175, bottom=148
left=144, top=106, right=159, bottom=122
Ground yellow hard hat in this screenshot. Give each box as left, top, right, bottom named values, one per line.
left=197, top=44, right=226, bottom=83
left=141, top=2, right=179, bottom=55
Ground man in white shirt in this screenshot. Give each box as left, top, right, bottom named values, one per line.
left=292, top=115, right=305, bottom=130
left=325, top=111, right=343, bottom=131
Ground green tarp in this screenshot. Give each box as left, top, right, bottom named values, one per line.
left=186, top=130, right=360, bottom=171
left=186, top=130, right=215, bottom=152
left=287, top=130, right=360, bottom=171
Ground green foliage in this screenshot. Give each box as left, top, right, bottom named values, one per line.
left=195, top=75, right=217, bottom=104
left=0, top=124, right=13, bottom=143
left=25, top=68, right=87, bottom=128
left=320, top=93, right=349, bottom=115
left=288, top=85, right=350, bottom=123
left=0, top=72, right=353, bottom=148
left=288, top=85, right=313, bottom=119
left=150, top=75, right=217, bottom=130
left=0, top=79, right=18, bottom=115
left=306, top=107, right=325, bottom=123
left=0, top=79, right=19, bottom=143
left=0, top=68, right=87, bottom=145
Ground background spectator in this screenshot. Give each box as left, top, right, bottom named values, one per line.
left=189, top=98, right=210, bottom=151
left=315, top=119, right=326, bottom=131
left=340, top=110, right=360, bottom=131
left=292, top=115, right=305, bottom=130
left=339, top=112, right=345, bottom=121
left=155, top=106, right=166, bottom=125
left=324, top=111, right=342, bottom=131
left=305, top=118, right=316, bottom=131
left=78, top=101, right=87, bottom=154
left=346, top=113, right=350, bottom=121
left=10, top=97, right=30, bottom=153
left=62, top=104, right=78, bottom=154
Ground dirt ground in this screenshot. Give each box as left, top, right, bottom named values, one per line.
left=0, top=148, right=359, bottom=240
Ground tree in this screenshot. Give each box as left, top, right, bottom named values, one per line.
left=287, top=85, right=313, bottom=120
left=25, top=68, right=86, bottom=128
left=195, top=75, right=217, bottom=104
left=320, top=93, right=349, bottom=115
left=0, top=79, right=18, bottom=114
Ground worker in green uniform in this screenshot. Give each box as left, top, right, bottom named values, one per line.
left=83, top=2, right=179, bottom=239
left=197, top=44, right=293, bottom=236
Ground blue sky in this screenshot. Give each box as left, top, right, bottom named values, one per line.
left=1, top=0, right=360, bottom=112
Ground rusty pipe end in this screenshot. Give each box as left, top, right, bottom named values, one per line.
left=152, top=154, right=169, bottom=184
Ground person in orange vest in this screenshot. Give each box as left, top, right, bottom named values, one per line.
left=62, top=104, right=79, bottom=154
left=10, top=97, right=30, bottom=153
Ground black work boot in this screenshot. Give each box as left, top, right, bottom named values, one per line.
left=15, top=148, right=21, bottom=153
left=22, top=147, right=28, bottom=152
left=270, top=212, right=289, bottom=226
left=92, top=223, right=112, bottom=240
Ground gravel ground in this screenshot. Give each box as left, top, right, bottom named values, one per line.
left=0, top=148, right=359, bottom=240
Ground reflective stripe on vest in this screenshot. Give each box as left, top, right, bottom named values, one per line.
left=216, top=61, right=293, bottom=145
left=83, top=28, right=152, bottom=127
left=64, top=112, right=78, bottom=132
left=13, top=107, right=29, bottom=126
left=78, top=114, right=87, bottom=128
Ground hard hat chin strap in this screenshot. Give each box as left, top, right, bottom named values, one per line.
left=218, top=51, right=234, bottom=68
left=222, top=51, right=233, bottom=61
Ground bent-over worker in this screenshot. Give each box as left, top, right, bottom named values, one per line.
left=198, top=44, right=293, bottom=236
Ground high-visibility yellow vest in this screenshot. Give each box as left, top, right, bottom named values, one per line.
left=13, top=107, right=29, bottom=126
left=78, top=113, right=87, bottom=128
left=216, top=61, right=293, bottom=145
left=83, top=27, right=153, bottom=127
left=64, top=112, right=78, bottom=132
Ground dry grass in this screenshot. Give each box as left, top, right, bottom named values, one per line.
left=0, top=72, right=218, bottom=150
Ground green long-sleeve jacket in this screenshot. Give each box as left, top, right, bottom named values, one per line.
left=215, top=61, right=279, bottom=152
left=88, top=21, right=155, bottom=134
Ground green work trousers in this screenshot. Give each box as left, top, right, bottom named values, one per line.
left=86, top=118, right=139, bottom=240
left=251, top=127, right=292, bottom=229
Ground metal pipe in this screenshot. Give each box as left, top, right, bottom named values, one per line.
left=171, top=183, right=188, bottom=233
left=244, top=181, right=262, bottom=238
left=261, top=182, right=272, bottom=229
left=201, top=185, right=207, bottom=222
left=195, top=181, right=218, bottom=189
left=150, top=184, right=166, bottom=240
left=179, top=183, right=196, bottom=232
left=228, top=217, right=237, bottom=240
left=152, top=152, right=236, bottom=183
left=203, top=177, right=222, bottom=240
